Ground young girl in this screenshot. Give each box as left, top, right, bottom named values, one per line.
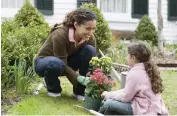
left=99, top=42, right=169, bottom=115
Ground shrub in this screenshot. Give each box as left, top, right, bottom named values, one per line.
left=15, top=0, right=46, bottom=27
left=80, top=3, right=112, bottom=52
left=1, top=0, right=50, bottom=90
left=1, top=21, right=49, bottom=89
left=136, top=15, right=158, bottom=46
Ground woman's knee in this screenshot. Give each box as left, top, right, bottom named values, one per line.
left=35, top=56, right=65, bottom=77
left=47, top=57, right=65, bottom=71
left=83, top=45, right=96, bottom=57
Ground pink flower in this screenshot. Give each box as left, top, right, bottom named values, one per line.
left=93, top=68, right=103, bottom=74
left=102, top=75, right=108, bottom=80
left=86, top=68, right=114, bottom=99
left=91, top=75, right=97, bottom=80
left=97, top=78, right=102, bottom=85
left=95, top=72, right=103, bottom=79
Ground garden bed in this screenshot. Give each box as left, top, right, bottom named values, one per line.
left=157, top=63, right=177, bottom=67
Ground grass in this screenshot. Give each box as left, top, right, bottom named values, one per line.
left=8, top=77, right=89, bottom=115
left=7, top=71, right=177, bottom=115
left=161, top=71, right=177, bottom=115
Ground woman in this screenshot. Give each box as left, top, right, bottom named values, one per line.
left=34, top=8, right=97, bottom=101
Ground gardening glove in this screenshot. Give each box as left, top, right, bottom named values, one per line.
left=77, top=76, right=91, bottom=86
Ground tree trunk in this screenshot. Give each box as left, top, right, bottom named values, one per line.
left=157, top=0, right=164, bottom=52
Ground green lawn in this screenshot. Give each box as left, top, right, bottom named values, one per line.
left=161, top=71, right=177, bottom=115
left=7, top=71, right=177, bottom=115
left=7, top=77, right=90, bottom=115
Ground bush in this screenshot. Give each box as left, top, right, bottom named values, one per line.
left=1, top=0, right=50, bottom=90
left=136, top=15, right=158, bottom=46
left=80, top=3, right=112, bottom=52
left=15, top=0, right=45, bottom=27
left=2, top=21, right=49, bottom=89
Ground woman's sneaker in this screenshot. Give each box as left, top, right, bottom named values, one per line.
left=72, top=93, right=85, bottom=101
left=47, top=92, right=61, bottom=97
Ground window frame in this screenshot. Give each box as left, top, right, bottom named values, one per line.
left=168, top=0, right=177, bottom=21
left=35, top=0, right=54, bottom=15
left=99, top=0, right=128, bottom=13
left=131, top=0, right=149, bottom=19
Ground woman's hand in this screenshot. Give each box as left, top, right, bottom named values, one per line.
left=101, top=91, right=108, bottom=99
left=77, top=76, right=91, bottom=86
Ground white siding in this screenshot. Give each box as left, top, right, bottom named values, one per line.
left=1, top=0, right=177, bottom=42
left=1, top=0, right=77, bottom=26
left=108, top=21, right=138, bottom=31
left=1, top=0, right=34, bottom=19
left=105, top=0, right=177, bottom=42
left=161, top=0, right=177, bottom=42
left=44, top=0, right=77, bottom=26
left=149, top=0, right=177, bottom=42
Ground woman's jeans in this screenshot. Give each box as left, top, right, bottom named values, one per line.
left=34, top=45, right=96, bottom=95
left=99, top=99, right=133, bottom=115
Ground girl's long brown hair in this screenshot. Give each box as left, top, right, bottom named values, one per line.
left=50, top=8, right=97, bottom=33
left=128, top=42, right=164, bottom=94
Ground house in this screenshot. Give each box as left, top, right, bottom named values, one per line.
left=1, top=0, right=177, bottom=43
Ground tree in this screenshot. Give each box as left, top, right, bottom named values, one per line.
left=15, top=0, right=46, bottom=27
left=136, top=15, right=158, bottom=46
left=157, top=0, right=164, bottom=52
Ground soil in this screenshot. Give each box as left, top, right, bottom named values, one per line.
left=153, top=55, right=177, bottom=65
left=1, top=89, right=21, bottom=115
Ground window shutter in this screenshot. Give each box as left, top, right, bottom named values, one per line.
left=35, top=0, right=54, bottom=15
left=168, top=0, right=177, bottom=21
left=77, top=0, right=97, bottom=8
left=132, top=0, right=148, bottom=18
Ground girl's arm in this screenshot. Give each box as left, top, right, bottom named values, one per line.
left=104, top=71, right=139, bottom=102
left=103, top=89, right=124, bottom=101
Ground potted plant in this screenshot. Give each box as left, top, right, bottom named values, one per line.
left=78, top=57, right=115, bottom=111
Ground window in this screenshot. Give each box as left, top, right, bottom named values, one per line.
left=168, top=0, right=177, bottom=21
left=77, top=0, right=97, bottom=8
left=1, top=0, right=25, bottom=8
left=35, top=0, right=54, bottom=15
left=100, top=0, right=127, bottom=13
left=132, top=0, right=148, bottom=18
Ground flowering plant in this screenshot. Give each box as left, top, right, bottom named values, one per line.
left=85, top=56, right=115, bottom=99
left=85, top=68, right=115, bottom=99
left=89, top=57, right=112, bottom=75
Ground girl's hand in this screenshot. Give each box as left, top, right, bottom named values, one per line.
left=101, top=91, right=108, bottom=99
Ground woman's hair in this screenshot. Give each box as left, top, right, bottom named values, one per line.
left=63, top=8, right=97, bottom=28
left=128, top=42, right=164, bottom=94
left=49, top=8, right=97, bottom=33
